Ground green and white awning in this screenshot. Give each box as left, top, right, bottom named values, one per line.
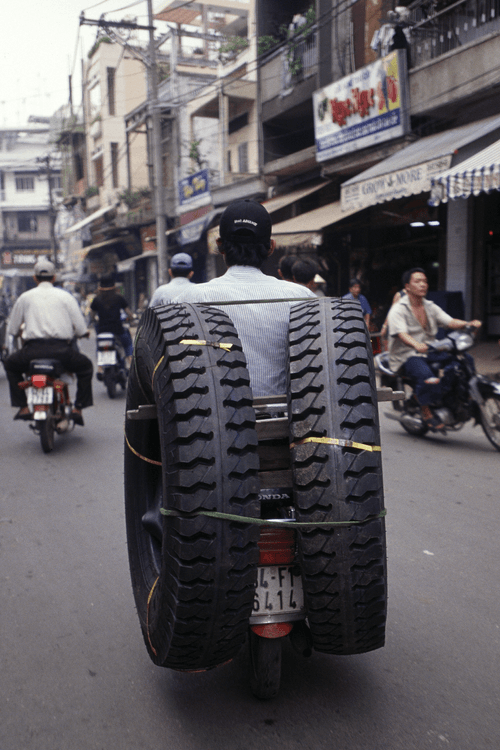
left=429, top=139, right=500, bottom=206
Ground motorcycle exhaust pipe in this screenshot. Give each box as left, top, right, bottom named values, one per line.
left=289, top=620, right=313, bottom=658
left=400, top=413, right=425, bottom=431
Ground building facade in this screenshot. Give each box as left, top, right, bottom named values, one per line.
left=0, top=124, right=61, bottom=300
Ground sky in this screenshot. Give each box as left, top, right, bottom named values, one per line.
left=0, top=0, right=161, bottom=127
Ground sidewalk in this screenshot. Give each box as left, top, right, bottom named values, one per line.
left=471, top=339, right=500, bottom=378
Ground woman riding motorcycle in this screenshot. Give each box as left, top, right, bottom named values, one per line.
left=89, top=274, right=134, bottom=377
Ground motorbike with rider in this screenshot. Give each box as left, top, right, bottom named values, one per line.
left=376, top=268, right=500, bottom=448
left=89, top=274, right=134, bottom=396
left=3, top=257, right=93, bottom=431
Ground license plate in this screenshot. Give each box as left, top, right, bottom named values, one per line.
left=27, top=386, right=53, bottom=405
left=97, top=350, right=116, bottom=366
left=251, top=565, right=305, bottom=622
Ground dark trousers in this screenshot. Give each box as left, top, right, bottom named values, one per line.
left=4, top=339, right=93, bottom=409
left=403, top=351, right=464, bottom=406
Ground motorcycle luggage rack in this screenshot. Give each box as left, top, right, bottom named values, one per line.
left=126, top=388, right=404, bottom=422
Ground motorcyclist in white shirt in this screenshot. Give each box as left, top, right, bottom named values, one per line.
left=3, top=258, right=93, bottom=424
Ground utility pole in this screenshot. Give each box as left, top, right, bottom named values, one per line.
left=146, top=0, right=167, bottom=284
left=80, top=9, right=168, bottom=284
left=37, top=154, right=58, bottom=268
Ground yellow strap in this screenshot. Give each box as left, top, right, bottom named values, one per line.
left=180, top=339, right=233, bottom=351
left=152, top=355, right=164, bottom=387
left=290, top=436, right=381, bottom=452
left=146, top=577, right=159, bottom=657
left=125, top=433, right=163, bottom=466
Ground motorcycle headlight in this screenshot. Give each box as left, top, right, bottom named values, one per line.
left=455, top=333, right=473, bottom=351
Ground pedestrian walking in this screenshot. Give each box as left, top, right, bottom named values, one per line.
left=343, top=278, right=372, bottom=327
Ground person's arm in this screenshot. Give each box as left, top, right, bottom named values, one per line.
left=6, top=298, right=23, bottom=338
left=67, top=295, right=90, bottom=338
left=447, top=318, right=482, bottom=330
left=397, top=331, right=428, bottom=354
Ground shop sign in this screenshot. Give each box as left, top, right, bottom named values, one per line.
left=1, top=249, right=51, bottom=267
left=178, top=169, right=211, bottom=213
left=313, top=50, right=410, bottom=163
left=341, top=155, right=452, bottom=212
left=179, top=216, right=208, bottom=246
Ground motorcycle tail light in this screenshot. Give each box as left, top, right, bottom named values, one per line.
left=258, top=525, right=296, bottom=565
left=250, top=623, right=293, bottom=638
left=32, top=375, right=48, bottom=387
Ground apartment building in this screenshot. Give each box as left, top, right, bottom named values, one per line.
left=0, top=124, right=61, bottom=298
left=255, top=0, right=500, bottom=333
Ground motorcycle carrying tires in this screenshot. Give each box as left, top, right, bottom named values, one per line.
left=288, top=298, right=387, bottom=655
left=124, top=303, right=260, bottom=671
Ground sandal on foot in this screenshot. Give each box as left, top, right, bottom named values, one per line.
left=424, top=415, right=446, bottom=433
left=71, top=409, right=84, bottom=426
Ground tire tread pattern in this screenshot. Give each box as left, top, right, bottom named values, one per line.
left=288, top=297, right=387, bottom=655
left=125, top=303, right=260, bottom=670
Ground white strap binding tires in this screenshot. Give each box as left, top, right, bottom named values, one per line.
left=288, top=297, right=387, bottom=655
left=124, top=303, right=260, bottom=670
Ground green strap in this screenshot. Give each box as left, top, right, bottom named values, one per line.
left=160, top=507, right=386, bottom=527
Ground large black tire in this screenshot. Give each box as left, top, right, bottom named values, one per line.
left=249, top=631, right=282, bottom=700
left=124, top=303, right=260, bottom=670
left=40, top=413, right=55, bottom=453
left=288, top=297, right=387, bottom=655
left=479, top=395, right=500, bottom=451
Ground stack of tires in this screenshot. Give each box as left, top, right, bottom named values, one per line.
left=124, top=298, right=387, bottom=674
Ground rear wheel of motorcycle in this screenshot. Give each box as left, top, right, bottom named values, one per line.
left=479, top=396, right=500, bottom=451
left=104, top=369, right=116, bottom=399
left=39, top=414, right=55, bottom=453
left=249, top=631, right=282, bottom=700
left=288, top=297, right=387, bottom=655
left=124, top=303, right=260, bottom=670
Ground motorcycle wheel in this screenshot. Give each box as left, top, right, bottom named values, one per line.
left=124, top=303, right=260, bottom=670
left=40, top=413, right=55, bottom=453
left=288, top=297, right=387, bottom=655
left=479, top=396, right=500, bottom=451
left=104, top=369, right=117, bottom=399
left=248, top=631, right=282, bottom=700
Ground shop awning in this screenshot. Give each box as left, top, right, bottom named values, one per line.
left=63, top=204, right=118, bottom=235
left=429, top=139, right=500, bottom=205
left=262, top=182, right=328, bottom=214
left=272, top=201, right=360, bottom=248
left=117, top=250, right=157, bottom=273
left=82, top=237, right=122, bottom=258
left=340, top=114, right=500, bottom=213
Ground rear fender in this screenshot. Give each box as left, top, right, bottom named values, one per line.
left=470, top=375, right=500, bottom=405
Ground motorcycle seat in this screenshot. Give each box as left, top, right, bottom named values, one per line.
left=29, top=359, right=64, bottom=377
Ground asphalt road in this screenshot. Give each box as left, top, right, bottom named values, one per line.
left=1, top=339, right=499, bottom=750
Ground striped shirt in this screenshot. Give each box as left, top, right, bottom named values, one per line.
left=174, top=265, right=316, bottom=396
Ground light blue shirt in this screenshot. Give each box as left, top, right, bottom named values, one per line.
left=342, top=291, right=372, bottom=316
left=150, top=276, right=194, bottom=307
left=174, top=266, right=316, bottom=396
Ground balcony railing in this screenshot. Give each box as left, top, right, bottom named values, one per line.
left=282, top=26, right=318, bottom=94
left=407, top=0, right=500, bottom=67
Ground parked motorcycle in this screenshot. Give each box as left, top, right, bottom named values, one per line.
left=376, top=328, right=500, bottom=451
left=18, top=358, right=79, bottom=453
left=96, top=332, right=128, bottom=398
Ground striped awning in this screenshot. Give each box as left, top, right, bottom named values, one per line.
left=429, top=139, right=500, bottom=206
